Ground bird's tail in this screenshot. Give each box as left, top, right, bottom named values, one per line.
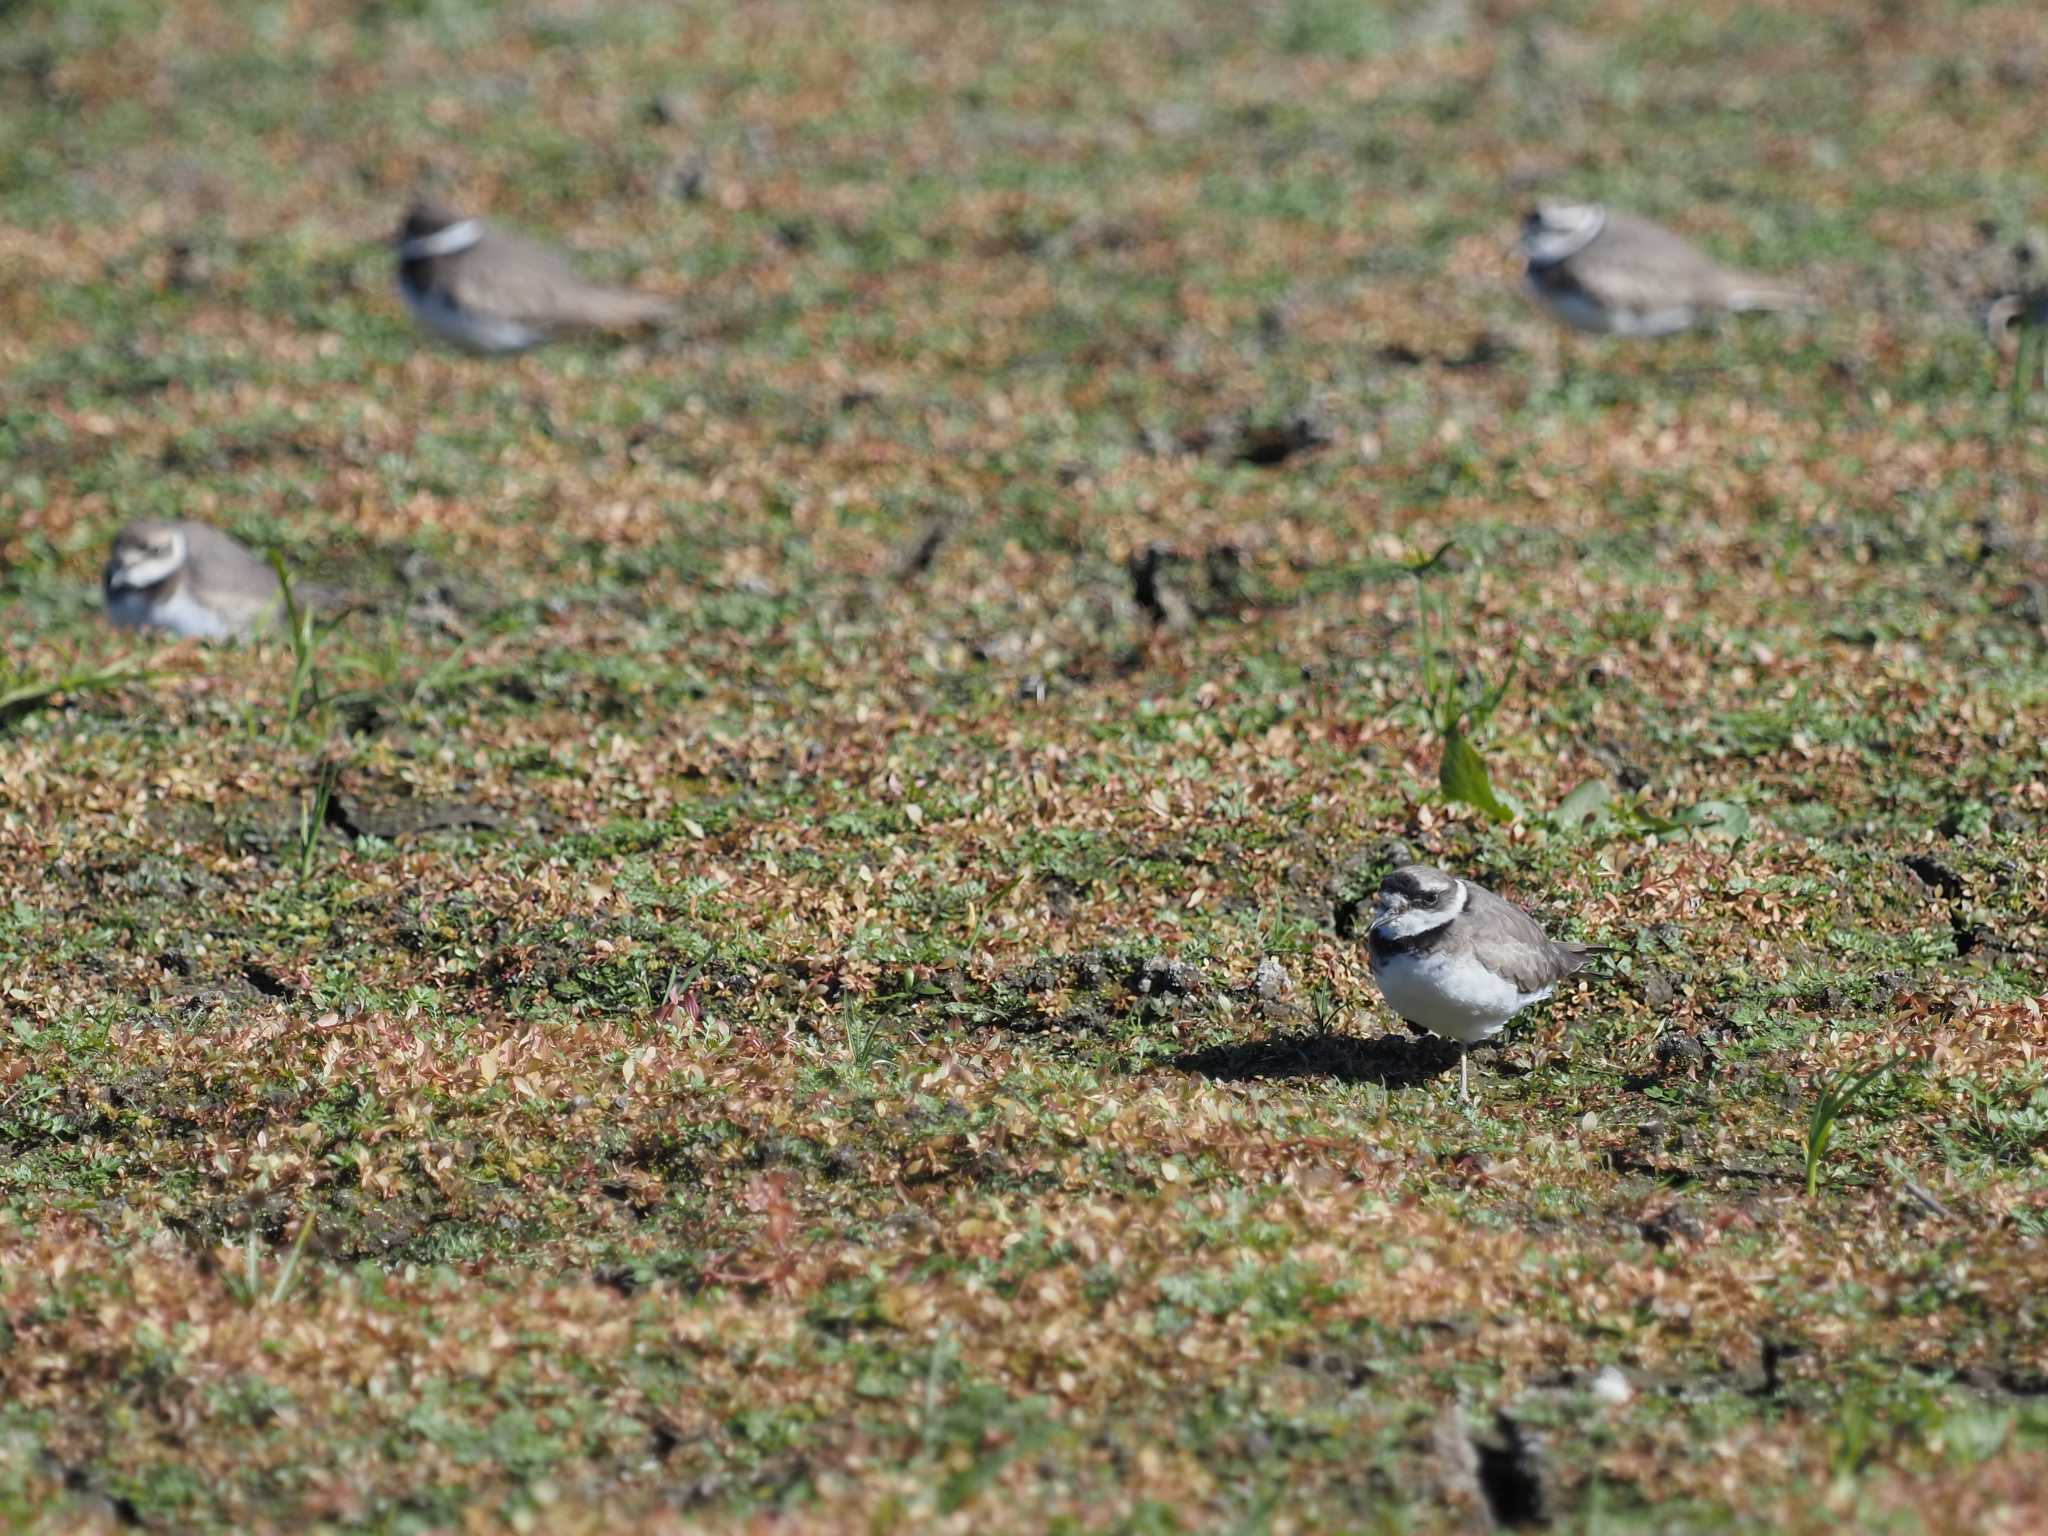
left=1559, top=942, right=1608, bottom=974
left=562, top=286, right=677, bottom=331
left=1723, top=275, right=1815, bottom=315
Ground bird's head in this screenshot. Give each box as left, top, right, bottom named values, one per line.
left=1518, top=202, right=1606, bottom=265
left=105, top=521, right=188, bottom=593
left=1371, top=864, right=1465, bottom=939
left=395, top=200, right=481, bottom=259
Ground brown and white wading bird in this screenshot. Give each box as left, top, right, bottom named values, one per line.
left=394, top=201, right=675, bottom=354
left=1517, top=203, right=1810, bottom=336
left=1367, top=865, right=1602, bottom=1102
left=103, top=519, right=283, bottom=640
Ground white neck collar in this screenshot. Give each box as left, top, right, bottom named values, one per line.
left=107, top=537, right=187, bottom=592
left=399, top=218, right=483, bottom=259
left=1523, top=205, right=1606, bottom=266
left=1372, top=879, right=1467, bottom=940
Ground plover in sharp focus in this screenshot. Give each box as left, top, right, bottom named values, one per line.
left=1367, top=864, right=1602, bottom=1101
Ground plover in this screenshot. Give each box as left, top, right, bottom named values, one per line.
left=1367, top=864, right=1601, bottom=1101
left=394, top=200, right=674, bottom=354
left=103, top=519, right=283, bottom=640
left=1517, top=203, right=1810, bottom=336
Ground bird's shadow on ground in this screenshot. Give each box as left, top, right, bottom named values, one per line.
left=1174, top=1029, right=1463, bottom=1091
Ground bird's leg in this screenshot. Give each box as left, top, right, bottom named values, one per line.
left=1459, top=1048, right=1470, bottom=1104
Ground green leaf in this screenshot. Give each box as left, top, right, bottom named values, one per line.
left=1440, top=723, right=1512, bottom=822
left=1620, top=798, right=1753, bottom=842
left=1402, top=538, right=1457, bottom=577
left=1551, top=778, right=1614, bottom=831
left=1678, top=799, right=1751, bottom=841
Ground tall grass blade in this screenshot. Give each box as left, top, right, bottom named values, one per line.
left=1805, top=1057, right=1904, bottom=1198
left=0, top=655, right=150, bottom=731
left=296, top=757, right=342, bottom=880
left=267, top=1211, right=317, bottom=1307
left=270, top=551, right=322, bottom=729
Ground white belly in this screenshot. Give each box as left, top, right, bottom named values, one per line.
left=1371, top=948, right=1551, bottom=1045
left=401, top=281, right=546, bottom=354
left=106, top=585, right=236, bottom=640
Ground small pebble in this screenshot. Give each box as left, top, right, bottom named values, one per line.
left=1254, top=956, right=1291, bottom=1000
left=1589, top=1366, right=1633, bottom=1405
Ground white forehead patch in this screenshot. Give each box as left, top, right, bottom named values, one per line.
left=399, top=218, right=483, bottom=259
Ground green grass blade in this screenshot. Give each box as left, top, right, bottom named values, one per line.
left=1439, top=721, right=1513, bottom=823
left=0, top=656, right=151, bottom=730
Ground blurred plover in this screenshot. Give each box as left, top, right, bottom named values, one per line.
left=395, top=200, right=674, bottom=353
left=103, top=519, right=282, bottom=641
left=1517, top=203, right=1810, bottom=336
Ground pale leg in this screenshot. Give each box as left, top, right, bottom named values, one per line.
left=1459, top=1049, right=1470, bottom=1103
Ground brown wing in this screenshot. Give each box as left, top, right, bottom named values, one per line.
left=1461, top=880, right=1595, bottom=994
left=450, top=228, right=673, bottom=331
left=177, top=521, right=283, bottom=632
left=1579, top=211, right=1806, bottom=313
left=1570, top=212, right=1735, bottom=309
